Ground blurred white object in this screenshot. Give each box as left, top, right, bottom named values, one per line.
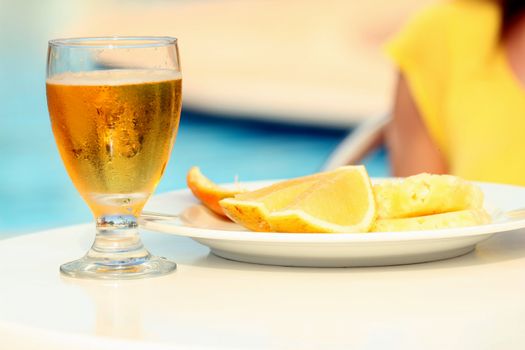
left=323, top=114, right=389, bottom=170
left=72, top=0, right=435, bottom=126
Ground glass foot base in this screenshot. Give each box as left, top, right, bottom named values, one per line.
left=61, top=215, right=176, bottom=280
left=60, top=254, right=177, bottom=280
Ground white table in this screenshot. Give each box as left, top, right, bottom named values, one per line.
left=2, top=209, right=525, bottom=349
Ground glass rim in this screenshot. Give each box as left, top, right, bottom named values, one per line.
left=48, top=36, right=178, bottom=49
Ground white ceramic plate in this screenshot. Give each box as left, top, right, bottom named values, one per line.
left=141, top=180, right=525, bottom=267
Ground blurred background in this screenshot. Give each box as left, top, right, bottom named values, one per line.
left=0, top=0, right=434, bottom=236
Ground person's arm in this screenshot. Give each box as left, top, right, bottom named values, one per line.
left=386, top=74, right=448, bottom=176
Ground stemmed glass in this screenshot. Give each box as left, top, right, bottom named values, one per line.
left=46, top=37, right=182, bottom=279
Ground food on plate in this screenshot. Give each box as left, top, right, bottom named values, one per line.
left=186, top=166, right=491, bottom=233
left=186, top=166, right=244, bottom=217
left=374, top=173, right=484, bottom=219
left=265, top=166, right=376, bottom=233
left=189, top=165, right=332, bottom=221
left=371, top=209, right=491, bottom=232
left=219, top=167, right=351, bottom=231
left=221, top=180, right=322, bottom=231
left=221, top=166, right=375, bottom=233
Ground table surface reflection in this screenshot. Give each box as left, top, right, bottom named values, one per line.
left=2, top=203, right=525, bottom=349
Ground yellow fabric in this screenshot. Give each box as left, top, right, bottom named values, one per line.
left=386, top=0, right=525, bottom=186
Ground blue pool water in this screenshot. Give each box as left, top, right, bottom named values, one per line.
left=0, top=107, right=388, bottom=234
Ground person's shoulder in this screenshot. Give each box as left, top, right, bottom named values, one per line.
left=407, top=0, right=499, bottom=36
left=385, top=1, right=501, bottom=155
left=400, top=0, right=500, bottom=69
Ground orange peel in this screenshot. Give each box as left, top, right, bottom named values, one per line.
left=186, top=166, right=243, bottom=217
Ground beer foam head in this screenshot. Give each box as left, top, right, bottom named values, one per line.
left=47, top=69, right=182, bottom=85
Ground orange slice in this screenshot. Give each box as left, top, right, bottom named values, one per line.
left=220, top=179, right=323, bottom=231
left=268, top=166, right=376, bottom=233
left=220, top=166, right=375, bottom=233
left=186, top=166, right=244, bottom=217
left=220, top=167, right=356, bottom=231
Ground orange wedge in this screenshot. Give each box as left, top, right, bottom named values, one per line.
left=220, top=168, right=353, bottom=231
left=220, top=166, right=375, bottom=233
left=186, top=166, right=244, bottom=217
left=220, top=167, right=356, bottom=231
left=220, top=179, right=323, bottom=231
left=268, top=166, right=376, bottom=233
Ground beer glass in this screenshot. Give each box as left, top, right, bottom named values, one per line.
left=46, top=37, right=182, bottom=279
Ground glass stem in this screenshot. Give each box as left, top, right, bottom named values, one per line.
left=87, top=215, right=151, bottom=266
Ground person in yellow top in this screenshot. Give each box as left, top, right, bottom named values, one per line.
left=386, top=0, right=525, bottom=186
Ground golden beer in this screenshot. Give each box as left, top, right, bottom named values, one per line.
left=46, top=69, right=182, bottom=217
